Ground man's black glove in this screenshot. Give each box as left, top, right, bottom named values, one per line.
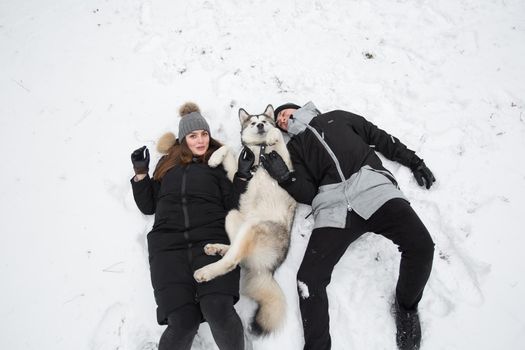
left=260, top=151, right=291, bottom=184
left=410, top=158, right=435, bottom=189
left=236, top=147, right=255, bottom=180
left=131, top=146, right=150, bottom=175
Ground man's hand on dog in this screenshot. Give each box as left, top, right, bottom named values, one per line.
left=260, top=151, right=291, bottom=184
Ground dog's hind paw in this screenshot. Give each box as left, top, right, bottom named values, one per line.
left=266, top=128, right=281, bottom=146
left=194, top=267, right=214, bottom=283
left=208, top=145, right=230, bottom=168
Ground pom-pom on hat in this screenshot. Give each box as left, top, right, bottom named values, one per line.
left=178, top=102, right=210, bottom=141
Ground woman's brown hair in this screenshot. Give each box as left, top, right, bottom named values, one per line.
left=153, top=136, right=223, bottom=181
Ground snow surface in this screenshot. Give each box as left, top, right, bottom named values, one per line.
left=1, top=0, right=524, bottom=349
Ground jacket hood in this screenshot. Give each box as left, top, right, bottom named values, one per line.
left=157, top=132, right=176, bottom=154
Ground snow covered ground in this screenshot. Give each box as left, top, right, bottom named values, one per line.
left=1, top=0, right=524, bottom=349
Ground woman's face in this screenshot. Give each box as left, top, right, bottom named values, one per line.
left=185, top=130, right=210, bottom=156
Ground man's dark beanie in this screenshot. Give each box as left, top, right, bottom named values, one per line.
left=274, top=103, right=301, bottom=121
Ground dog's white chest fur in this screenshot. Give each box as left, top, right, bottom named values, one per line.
left=240, top=167, right=295, bottom=224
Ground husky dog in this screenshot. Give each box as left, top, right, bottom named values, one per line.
left=193, top=105, right=296, bottom=335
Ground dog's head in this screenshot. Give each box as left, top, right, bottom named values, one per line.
left=239, top=104, right=276, bottom=145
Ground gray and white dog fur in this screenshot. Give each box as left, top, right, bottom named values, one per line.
left=193, top=104, right=296, bottom=336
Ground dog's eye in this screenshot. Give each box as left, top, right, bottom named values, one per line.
left=262, top=121, right=267, bottom=123
left=251, top=122, right=256, bottom=126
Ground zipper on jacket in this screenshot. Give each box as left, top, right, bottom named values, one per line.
left=305, top=124, right=345, bottom=182
left=305, top=124, right=351, bottom=210
left=181, top=165, right=190, bottom=231
left=181, top=165, right=193, bottom=261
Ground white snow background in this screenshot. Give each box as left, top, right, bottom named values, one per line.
left=1, top=0, right=524, bottom=349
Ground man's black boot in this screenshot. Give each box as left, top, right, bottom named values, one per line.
left=393, top=298, right=421, bottom=350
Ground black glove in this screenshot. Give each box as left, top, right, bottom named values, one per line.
left=131, top=146, right=150, bottom=175
left=410, top=158, right=435, bottom=189
left=260, top=151, right=291, bottom=184
left=236, top=147, right=255, bottom=180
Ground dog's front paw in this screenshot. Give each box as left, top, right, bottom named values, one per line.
left=208, top=146, right=229, bottom=168
left=204, top=243, right=227, bottom=256
left=194, top=267, right=214, bottom=283
left=266, top=128, right=281, bottom=146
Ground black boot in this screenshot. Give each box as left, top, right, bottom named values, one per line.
left=393, top=299, right=421, bottom=350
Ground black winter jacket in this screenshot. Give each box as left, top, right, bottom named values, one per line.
left=281, top=110, right=417, bottom=205
left=131, top=158, right=246, bottom=324
left=132, top=159, right=245, bottom=255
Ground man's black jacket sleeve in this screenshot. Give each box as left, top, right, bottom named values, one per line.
left=279, top=140, right=319, bottom=205
left=347, top=112, right=418, bottom=167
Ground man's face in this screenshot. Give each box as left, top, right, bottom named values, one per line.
left=276, top=108, right=297, bottom=131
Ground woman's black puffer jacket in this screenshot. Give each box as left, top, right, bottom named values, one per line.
left=131, top=158, right=246, bottom=324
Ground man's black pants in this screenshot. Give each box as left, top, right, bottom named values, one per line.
left=297, top=198, right=435, bottom=350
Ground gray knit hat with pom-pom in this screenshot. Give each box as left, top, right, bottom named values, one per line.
left=178, top=102, right=210, bottom=141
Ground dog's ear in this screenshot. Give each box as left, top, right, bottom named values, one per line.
left=263, top=104, right=274, bottom=118
left=238, top=108, right=251, bottom=124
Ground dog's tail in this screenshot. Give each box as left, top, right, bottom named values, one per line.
left=244, top=270, right=286, bottom=336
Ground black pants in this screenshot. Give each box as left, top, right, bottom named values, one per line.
left=297, top=198, right=435, bottom=350
left=158, top=294, right=244, bottom=350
